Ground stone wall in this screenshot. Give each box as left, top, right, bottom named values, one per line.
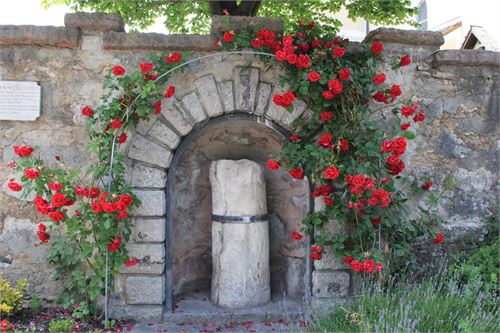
left=0, top=13, right=498, bottom=320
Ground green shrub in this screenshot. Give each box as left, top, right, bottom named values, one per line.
left=0, top=274, right=27, bottom=316
left=48, top=319, right=75, bottom=333
left=311, top=270, right=499, bottom=332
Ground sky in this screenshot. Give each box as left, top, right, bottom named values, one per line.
left=0, top=0, right=499, bottom=47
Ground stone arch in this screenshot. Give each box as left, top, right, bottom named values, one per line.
left=113, top=56, right=311, bottom=319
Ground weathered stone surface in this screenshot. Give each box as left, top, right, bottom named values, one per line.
left=120, top=243, right=165, bottom=274
left=211, top=15, right=283, bottom=35
left=131, top=190, right=166, bottom=217
left=181, top=92, right=207, bottom=124
left=210, top=160, right=270, bottom=308
left=126, top=276, right=165, bottom=304
left=133, top=218, right=166, bottom=243
left=364, top=27, right=444, bottom=47
left=234, top=67, right=259, bottom=112
left=281, top=99, right=306, bottom=127
left=64, top=12, right=125, bottom=32
left=81, top=35, right=102, bottom=51
left=160, top=98, right=194, bottom=136
left=148, top=120, right=180, bottom=149
left=0, top=25, right=79, bottom=48
left=130, top=164, right=167, bottom=188
left=218, top=80, right=235, bottom=112
left=312, top=271, right=350, bottom=298
left=110, top=305, right=163, bottom=321
left=254, top=82, right=271, bottom=115
left=433, top=50, right=500, bottom=67
left=195, top=75, right=223, bottom=117
left=103, top=32, right=215, bottom=50
left=128, top=135, right=172, bottom=168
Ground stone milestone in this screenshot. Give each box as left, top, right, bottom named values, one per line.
left=210, top=159, right=271, bottom=309
left=0, top=81, right=41, bottom=121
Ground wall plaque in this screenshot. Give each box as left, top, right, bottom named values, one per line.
left=0, top=81, right=41, bottom=121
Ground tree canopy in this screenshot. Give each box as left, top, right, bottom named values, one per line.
left=42, top=0, right=419, bottom=34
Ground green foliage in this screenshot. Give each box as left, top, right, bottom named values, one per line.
left=41, top=0, right=418, bottom=33
left=48, top=318, right=76, bottom=333
left=29, top=295, right=42, bottom=313
left=311, top=270, right=500, bottom=332
left=0, top=274, right=27, bottom=316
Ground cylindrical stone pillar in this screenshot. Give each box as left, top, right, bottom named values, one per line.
left=210, top=159, right=271, bottom=309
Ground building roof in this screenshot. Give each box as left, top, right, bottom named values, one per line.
left=461, top=25, right=500, bottom=51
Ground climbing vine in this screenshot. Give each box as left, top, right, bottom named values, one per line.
left=7, top=19, right=452, bottom=320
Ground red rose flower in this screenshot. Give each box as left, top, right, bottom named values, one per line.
left=332, top=46, right=346, bottom=58
left=322, top=90, right=334, bottom=100
left=392, top=136, right=407, bottom=156
left=390, top=84, right=401, bottom=99
left=118, top=133, right=127, bottom=144
left=340, top=138, right=349, bottom=151
left=81, top=106, right=94, bottom=117
left=125, top=258, right=139, bottom=267
left=165, top=52, right=182, bottom=63
left=267, top=159, right=281, bottom=171
left=213, top=41, right=221, bottom=47
left=367, top=189, right=390, bottom=207
left=13, top=145, right=34, bottom=157
left=223, top=31, right=234, bottom=43
left=375, top=262, right=383, bottom=272
left=251, top=39, right=263, bottom=48
left=371, top=217, right=381, bottom=225
left=324, top=197, right=335, bottom=206
left=371, top=41, right=384, bottom=55
left=401, top=122, right=411, bottom=130
left=8, top=181, right=22, bottom=192
left=372, top=92, right=388, bottom=104
left=338, top=68, right=350, bottom=81
left=350, top=260, right=363, bottom=272
left=320, top=111, right=332, bottom=121
left=112, top=65, right=125, bottom=76
left=372, top=73, right=386, bottom=85
left=328, top=79, right=343, bottom=95
left=102, top=202, right=115, bottom=213
left=291, top=231, right=303, bottom=240
left=48, top=182, right=62, bottom=192
left=308, top=20, right=315, bottom=29
left=51, top=192, right=67, bottom=207
left=363, top=259, right=375, bottom=273
left=282, top=35, right=293, bottom=46
left=309, top=253, right=322, bottom=260
left=151, top=101, right=161, bottom=115
left=116, top=211, right=129, bottom=220
left=311, top=245, right=323, bottom=253
left=422, top=181, right=433, bottom=190
left=342, top=256, right=354, bottom=264
left=107, top=236, right=121, bottom=252
left=110, top=119, right=123, bottom=129
left=113, top=200, right=127, bottom=212
left=323, top=166, right=340, bottom=180
left=432, top=233, right=444, bottom=244
left=164, top=85, right=175, bottom=99
left=311, top=185, right=332, bottom=198
left=91, top=201, right=103, bottom=213
left=286, top=53, right=297, bottom=64
left=88, top=187, right=100, bottom=199
left=401, top=105, right=416, bottom=117
left=7, top=161, right=15, bottom=168
left=317, top=133, right=332, bottom=148
left=308, top=71, right=321, bottom=82
left=296, top=54, right=311, bottom=69
left=37, top=223, right=50, bottom=243
left=289, top=167, right=304, bottom=180
left=400, top=54, right=411, bottom=66
left=289, top=134, right=300, bottom=142
left=139, top=62, right=153, bottom=74
left=275, top=50, right=286, bottom=62
left=24, top=168, right=39, bottom=179
left=119, top=194, right=133, bottom=206
left=413, top=110, right=426, bottom=122
left=48, top=211, right=64, bottom=223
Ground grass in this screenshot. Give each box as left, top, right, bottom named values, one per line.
left=310, top=268, right=499, bottom=332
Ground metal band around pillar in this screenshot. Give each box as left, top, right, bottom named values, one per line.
left=212, top=214, right=268, bottom=223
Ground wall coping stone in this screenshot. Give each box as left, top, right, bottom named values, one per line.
left=64, top=12, right=125, bottom=32
left=364, top=27, right=444, bottom=47
left=432, top=49, right=500, bottom=67
left=103, top=31, right=216, bottom=51
left=0, top=25, right=79, bottom=48
left=211, top=15, right=283, bottom=35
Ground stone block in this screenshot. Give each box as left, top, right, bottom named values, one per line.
left=218, top=80, right=235, bottom=112
left=195, top=75, right=223, bottom=117
left=234, top=67, right=259, bottom=112
left=135, top=116, right=156, bottom=136
left=128, top=135, right=172, bottom=169
left=103, top=31, right=216, bottom=50
left=81, top=35, right=102, bottom=51
left=160, top=99, right=193, bottom=136
left=0, top=25, right=79, bottom=48
left=110, top=305, right=163, bottom=321
left=133, top=218, right=166, bottom=243
left=132, top=190, right=166, bottom=217
left=64, top=12, right=124, bottom=32
left=181, top=92, right=207, bottom=124
left=211, top=15, right=283, bottom=35
left=312, top=270, right=350, bottom=298
left=126, top=275, right=165, bottom=304
left=148, top=120, right=180, bottom=149
left=255, top=82, right=272, bottom=115
left=433, top=50, right=500, bottom=67
left=281, top=99, right=306, bottom=126
left=130, top=164, right=167, bottom=188
left=120, top=243, right=165, bottom=275
left=363, top=27, right=444, bottom=47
